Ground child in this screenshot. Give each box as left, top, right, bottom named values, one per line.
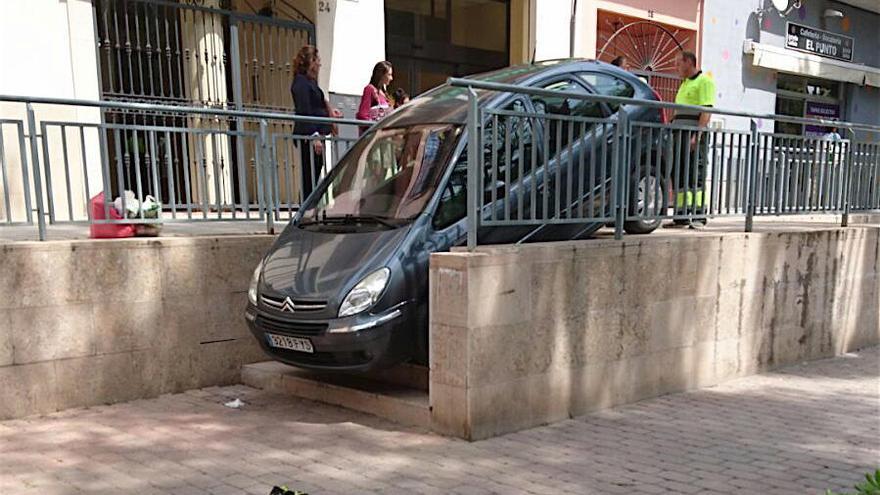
left=393, top=88, right=410, bottom=109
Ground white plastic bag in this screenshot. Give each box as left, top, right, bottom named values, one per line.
left=113, top=191, right=162, bottom=219
left=113, top=190, right=140, bottom=218
left=141, top=195, right=160, bottom=219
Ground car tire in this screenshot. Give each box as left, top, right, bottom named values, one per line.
left=624, top=168, right=666, bottom=235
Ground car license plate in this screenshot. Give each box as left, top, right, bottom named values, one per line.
left=265, top=333, right=314, bottom=354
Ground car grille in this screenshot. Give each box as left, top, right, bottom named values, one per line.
left=260, top=294, right=327, bottom=313
left=255, top=315, right=328, bottom=336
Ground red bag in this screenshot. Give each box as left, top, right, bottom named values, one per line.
left=89, top=192, right=135, bottom=239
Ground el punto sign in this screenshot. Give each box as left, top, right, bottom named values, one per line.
left=786, top=22, right=854, bottom=62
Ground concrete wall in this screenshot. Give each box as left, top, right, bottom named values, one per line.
left=429, top=227, right=880, bottom=440
left=0, top=235, right=274, bottom=420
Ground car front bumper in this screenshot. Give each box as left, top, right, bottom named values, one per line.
left=245, top=302, right=415, bottom=373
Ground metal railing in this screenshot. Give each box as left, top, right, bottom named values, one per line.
left=449, top=77, right=880, bottom=250
left=3, top=85, right=879, bottom=246
left=0, top=95, right=367, bottom=239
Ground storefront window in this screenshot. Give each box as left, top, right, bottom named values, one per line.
left=775, top=97, right=805, bottom=135
left=774, top=74, right=842, bottom=137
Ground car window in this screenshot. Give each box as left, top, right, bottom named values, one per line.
left=531, top=79, right=604, bottom=119
left=433, top=97, right=538, bottom=230
left=483, top=97, right=536, bottom=186
left=531, top=79, right=603, bottom=157
left=433, top=155, right=467, bottom=230
left=578, top=73, right=635, bottom=112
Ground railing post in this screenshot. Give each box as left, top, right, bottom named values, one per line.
left=466, top=87, right=479, bottom=251
left=842, top=134, right=855, bottom=227
left=25, top=103, right=47, bottom=241
left=745, top=119, right=759, bottom=232
left=613, top=109, right=628, bottom=240
left=259, top=119, right=275, bottom=235
left=228, top=19, right=249, bottom=216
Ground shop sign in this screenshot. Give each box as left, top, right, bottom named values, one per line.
left=786, top=22, right=854, bottom=62
left=805, top=101, right=840, bottom=137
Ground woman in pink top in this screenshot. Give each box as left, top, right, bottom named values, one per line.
left=357, top=61, right=393, bottom=128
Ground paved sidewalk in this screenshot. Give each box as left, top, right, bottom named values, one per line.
left=1, top=348, right=877, bottom=495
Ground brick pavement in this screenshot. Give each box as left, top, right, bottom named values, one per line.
left=1, top=347, right=877, bottom=495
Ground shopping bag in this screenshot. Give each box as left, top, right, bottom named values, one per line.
left=88, top=192, right=135, bottom=238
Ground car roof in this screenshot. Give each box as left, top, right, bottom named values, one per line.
left=377, top=59, right=654, bottom=128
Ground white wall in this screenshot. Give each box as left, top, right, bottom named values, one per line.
left=701, top=0, right=776, bottom=131
left=534, top=0, right=574, bottom=61
left=0, top=0, right=99, bottom=100
left=316, top=0, right=386, bottom=96
left=0, top=0, right=101, bottom=222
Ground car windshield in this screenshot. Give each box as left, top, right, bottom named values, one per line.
left=301, top=124, right=462, bottom=224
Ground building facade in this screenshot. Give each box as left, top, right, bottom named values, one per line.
left=3, top=0, right=875, bottom=125
left=703, top=0, right=879, bottom=135
left=0, top=0, right=877, bottom=223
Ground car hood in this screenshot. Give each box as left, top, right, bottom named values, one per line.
left=261, top=224, right=412, bottom=301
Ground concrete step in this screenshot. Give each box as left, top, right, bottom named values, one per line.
left=241, top=361, right=430, bottom=428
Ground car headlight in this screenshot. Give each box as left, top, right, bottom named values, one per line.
left=338, top=268, right=390, bottom=318
left=248, top=259, right=264, bottom=305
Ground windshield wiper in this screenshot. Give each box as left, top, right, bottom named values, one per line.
left=330, top=214, right=398, bottom=228
left=299, top=214, right=397, bottom=229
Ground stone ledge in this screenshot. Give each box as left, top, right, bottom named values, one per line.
left=242, top=361, right=431, bottom=429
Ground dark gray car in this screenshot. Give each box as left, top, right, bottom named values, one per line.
left=245, top=60, right=666, bottom=372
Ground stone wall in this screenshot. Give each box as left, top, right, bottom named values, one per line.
left=429, top=227, right=880, bottom=440
left=0, top=235, right=274, bottom=420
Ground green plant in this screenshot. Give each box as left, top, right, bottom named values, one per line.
left=269, top=486, right=308, bottom=495
left=825, top=469, right=880, bottom=495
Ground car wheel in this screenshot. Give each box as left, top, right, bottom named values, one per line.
left=624, top=169, right=666, bottom=235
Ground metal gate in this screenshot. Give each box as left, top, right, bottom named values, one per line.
left=91, top=0, right=315, bottom=211
left=93, top=0, right=314, bottom=109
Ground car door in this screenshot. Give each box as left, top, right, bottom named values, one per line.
left=527, top=77, right=612, bottom=222
left=429, top=95, right=544, bottom=246
left=579, top=71, right=667, bottom=221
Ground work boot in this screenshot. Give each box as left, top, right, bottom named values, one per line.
left=688, top=208, right=708, bottom=229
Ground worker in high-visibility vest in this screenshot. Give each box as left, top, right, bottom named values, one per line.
left=671, top=51, right=716, bottom=228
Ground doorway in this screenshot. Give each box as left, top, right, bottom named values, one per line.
left=384, top=0, right=511, bottom=97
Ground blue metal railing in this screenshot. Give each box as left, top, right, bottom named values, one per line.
left=0, top=95, right=370, bottom=240
left=448, top=77, right=880, bottom=250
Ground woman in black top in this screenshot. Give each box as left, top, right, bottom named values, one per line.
left=290, top=45, right=341, bottom=201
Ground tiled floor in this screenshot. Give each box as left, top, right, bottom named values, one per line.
left=1, top=347, right=877, bottom=494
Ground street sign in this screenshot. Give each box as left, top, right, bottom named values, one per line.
left=786, top=22, right=854, bottom=62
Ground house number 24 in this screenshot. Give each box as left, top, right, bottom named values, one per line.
left=319, top=1, right=331, bottom=13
